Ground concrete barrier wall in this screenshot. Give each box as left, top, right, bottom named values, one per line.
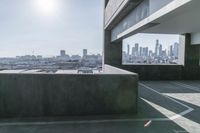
left=0, top=66, right=138, bottom=118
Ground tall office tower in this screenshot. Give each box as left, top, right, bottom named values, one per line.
left=144, top=47, right=149, bottom=57
left=155, top=40, right=159, bottom=56
left=83, top=49, right=88, bottom=57
left=139, top=47, right=143, bottom=56
left=159, top=44, right=162, bottom=57
left=142, top=48, right=145, bottom=57
left=132, top=47, right=135, bottom=56
left=60, top=50, right=66, bottom=57
left=127, top=44, right=130, bottom=56
left=142, top=47, right=148, bottom=57
left=169, top=45, right=173, bottom=57
left=174, top=42, right=179, bottom=58
left=135, top=43, right=139, bottom=56
left=146, top=47, right=149, bottom=57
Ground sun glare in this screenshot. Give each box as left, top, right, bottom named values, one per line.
left=35, top=0, right=59, bottom=16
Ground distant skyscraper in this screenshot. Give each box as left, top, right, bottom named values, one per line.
left=155, top=40, right=160, bottom=56
left=127, top=44, right=130, bottom=56
left=83, top=49, right=87, bottom=57
left=142, top=48, right=145, bottom=56
left=174, top=42, right=179, bottom=58
left=143, top=47, right=148, bottom=57
left=139, top=47, right=142, bottom=56
left=135, top=43, right=139, bottom=56
left=60, top=50, right=66, bottom=57
left=132, top=47, right=135, bottom=56
left=146, top=47, right=149, bottom=57
left=169, top=45, right=173, bottom=57
left=159, top=44, right=162, bottom=56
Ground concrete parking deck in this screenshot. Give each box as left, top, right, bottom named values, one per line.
left=0, top=81, right=199, bottom=133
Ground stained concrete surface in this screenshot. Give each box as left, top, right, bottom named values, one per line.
left=0, top=81, right=199, bottom=133
left=0, top=73, right=138, bottom=117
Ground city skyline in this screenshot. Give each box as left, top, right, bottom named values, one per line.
left=123, top=33, right=180, bottom=52
left=0, top=49, right=102, bottom=58
left=123, top=40, right=179, bottom=56
left=0, top=49, right=102, bottom=71
left=123, top=37, right=180, bottom=64
left=123, top=41, right=179, bottom=57
left=0, top=0, right=104, bottom=57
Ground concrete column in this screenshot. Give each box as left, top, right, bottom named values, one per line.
left=104, top=30, right=122, bottom=67
left=182, top=34, right=200, bottom=79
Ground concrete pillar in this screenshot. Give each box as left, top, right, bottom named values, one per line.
left=104, top=30, right=122, bottom=67
left=182, top=34, right=200, bottom=79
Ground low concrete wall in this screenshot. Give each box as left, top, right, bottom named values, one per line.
left=0, top=65, right=138, bottom=118
left=121, top=65, right=183, bottom=80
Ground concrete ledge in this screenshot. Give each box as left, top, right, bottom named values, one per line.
left=0, top=65, right=138, bottom=118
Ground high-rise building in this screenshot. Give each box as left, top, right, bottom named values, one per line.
left=142, top=48, right=145, bottom=57
left=132, top=47, right=135, bottom=56
left=155, top=40, right=160, bottom=56
left=60, top=50, right=66, bottom=57
left=127, top=44, right=130, bottom=56
left=143, top=47, right=148, bottom=57
left=135, top=43, right=139, bottom=56
left=139, top=47, right=143, bottom=56
left=169, top=45, right=173, bottom=57
left=159, top=44, right=162, bottom=57
left=174, top=42, right=179, bottom=58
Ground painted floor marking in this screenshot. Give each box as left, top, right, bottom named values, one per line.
left=173, top=129, right=189, bottom=133
left=171, top=82, right=200, bottom=92
left=0, top=82, right=194, bottom=126
left=139, top=83, right=193, bottom=121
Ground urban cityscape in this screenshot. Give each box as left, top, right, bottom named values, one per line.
left=0, top=49, right=102, bottom=73
left=123, top=39, right=179, bottom=64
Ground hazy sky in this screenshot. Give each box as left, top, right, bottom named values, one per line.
left=123, top=33, right=180, bottom=52
left=0, top=0, right=104, bottom=57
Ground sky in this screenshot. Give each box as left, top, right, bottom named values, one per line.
left=0, top=0, right=104, bottom=57
left=123, top=33, right=180, bottom=53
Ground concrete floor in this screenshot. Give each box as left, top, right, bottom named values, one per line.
left=0, top=81, right=199, bottom=133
